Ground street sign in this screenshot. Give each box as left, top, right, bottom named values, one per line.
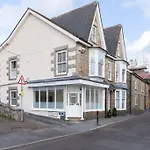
left=18, top=75, right=26, bottom=85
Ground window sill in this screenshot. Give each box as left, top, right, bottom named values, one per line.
left=32, top=108, right=64, bottom=111
left=116, top=108, right=126, bottom=111
left=9, top=77, right=17, bottom=80
left=85, top=109, right=105, bottom=112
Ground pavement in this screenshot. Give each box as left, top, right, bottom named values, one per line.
left=13, top=112, right=150, bottom=150
left=0, top=116, right=48, bottom=135
left=0, top=113, right=137, bottom=150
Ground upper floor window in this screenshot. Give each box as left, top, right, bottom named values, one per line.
left=56, top=50, right=67, bottom=75
left=98, top=54, right=103, bottom=77
left=135, top=78, right=137, bottom=90
left=9, top=59, right=17, bottom=79
left=122, top=69, right=125, bottom=83
left=89, top=49, right=104, bottom=78
left=108, top=62, right=112, bottom=81
left=116, top=63, right=120, bottom=82
left=91, top=26, right=96, bottom=43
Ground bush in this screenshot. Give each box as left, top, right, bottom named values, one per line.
left=107, top=110, right=112, bottom=118
left=112, top=107, right=117, bottom=117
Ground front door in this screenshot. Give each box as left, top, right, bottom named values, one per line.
left=67, top=92, right=82, bottom=118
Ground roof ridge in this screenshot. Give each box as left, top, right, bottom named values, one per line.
left=104, top=24, right=122, bottom=30
left=51, top=1, right=98, bottom=20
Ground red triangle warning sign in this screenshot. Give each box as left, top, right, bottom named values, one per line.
left=18, top=75, right=26, bottom=85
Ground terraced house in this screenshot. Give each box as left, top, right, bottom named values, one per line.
left=104, top=25, right=128, bottom=115
left=0, top=1, right=128, bottom=120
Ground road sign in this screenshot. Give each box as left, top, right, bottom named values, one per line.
left=18, top=75, right=26, bottom=85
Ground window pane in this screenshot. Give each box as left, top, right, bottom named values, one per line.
left=40, top=91, right=46, bottom=108
left=122, top=91, right=125, bottom=109
left=69, top=93, right=78, bottom=105
left=90, top=52, right=95, bottom=75
left=56, top=89, right=63, bottom=109
left=116, top=91, right=120, bottom=109
left=86, top=88, right=89, bottom=109
left=96, top=89, right=99, bottom=109
left=34, top=91, right=39, bottom=108
left=48, top=90, right=55, bottom=108
left=10, top=91, right=17, bottom=106
left=99, top=90, right=103, bottom=109
left=98, top=63, right=103, bottom=76
left=91, top=88, right=94, bottom=109
left=11, top=60, right=17, bottom=69
left=108, top=92, right=110, bottom=110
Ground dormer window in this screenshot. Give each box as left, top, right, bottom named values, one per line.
left=91, top=26, right=96, bottom=43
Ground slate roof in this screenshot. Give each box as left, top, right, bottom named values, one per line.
left=104, top=24, right=122, bottom=57
left=51, top=2, right=97, bottom=43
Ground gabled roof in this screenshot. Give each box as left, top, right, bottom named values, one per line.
left=1, top=3, right=99, bottom=50
left=139, top=73, right=150, bottom=79
left=104, top=24, right=122, bottom=57
left=51, top=2, right=97, bottom=43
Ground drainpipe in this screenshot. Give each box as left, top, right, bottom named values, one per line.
left=105, top=88, right=107, bottom=118
left=129, top=73, right=132, bottom=114
left=144, top=83, right=147, bottom=110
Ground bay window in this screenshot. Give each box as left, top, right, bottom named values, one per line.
left=33, top=87, right=64, bottom=109
left=115, top=61, right=126, bottom=83
left=115, top=90, right=126, bottom=110
left=89, top=49, right=105, bottom=77
left=86, top=87, right=104, bottom=110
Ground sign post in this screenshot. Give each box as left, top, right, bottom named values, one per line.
left=18, top=75, right=26, bottom=122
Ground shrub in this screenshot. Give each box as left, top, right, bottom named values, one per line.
left=107, top=110, right=112, bottom=118
left=112, top=107, right=117, bottom=117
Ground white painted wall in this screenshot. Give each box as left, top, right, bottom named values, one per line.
left=0, top=13, right=77, bottom=114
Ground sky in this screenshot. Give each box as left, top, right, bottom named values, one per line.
left=0, top=0, right=150, bottom=71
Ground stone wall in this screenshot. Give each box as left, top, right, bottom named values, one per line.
left=83, top=111, right=105, bottom=120
left=0, top=102, right=21, bottom=121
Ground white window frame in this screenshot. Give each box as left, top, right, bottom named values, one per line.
left=68, top=92, right=79, bottom=105
left=135, top=78, right=137, bottom=90
left=56, top=50, right=67, bottom=75
left=115, top=90, right=126, bottom=110
left=32, top=87, right=64, bottom=111
left=91, top=26, right=96, bottom=43
left=115, top=63, right=120, bottom=82
left=85, top=87, right=105, bottom=111
left=10, top=90, right=17, bottom=106
left=89, top=50, right=104, bottom=78
left=108, top=61, right=112, bottom=81
left=9, top=59, right=17, bottom=79
left=135, top=94, right=137, bottom=105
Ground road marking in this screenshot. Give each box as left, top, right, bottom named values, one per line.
left=1, top=111, right=150, bottom=150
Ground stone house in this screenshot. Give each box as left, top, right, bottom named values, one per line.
left=104, top=25, right=128, bottom=115
left=127, top=70, right=150, bottom=114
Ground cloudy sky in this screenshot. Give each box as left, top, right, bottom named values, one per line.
left=0, top=0, right=150, bottom=71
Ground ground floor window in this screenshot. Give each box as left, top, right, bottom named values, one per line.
left=115, top=90, right=126, bottom=110
left=10, top=90, right=17, bottom=106
left=33, top=87, right=64, bottom=109
left=86, top=87, right=104, bottom=110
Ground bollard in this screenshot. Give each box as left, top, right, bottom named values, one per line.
left=97, top=110, right=99, bottom=125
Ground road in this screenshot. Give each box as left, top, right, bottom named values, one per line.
left=13, top=113, right=150, bottom=150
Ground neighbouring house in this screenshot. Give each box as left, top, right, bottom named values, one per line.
left=104, top=24, right=128, bottom=115
left=127, top=70, right=150, bottom=114
left=138, top=72, right=150, bottom=108
left=0, top=1, right=111, bottom=120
